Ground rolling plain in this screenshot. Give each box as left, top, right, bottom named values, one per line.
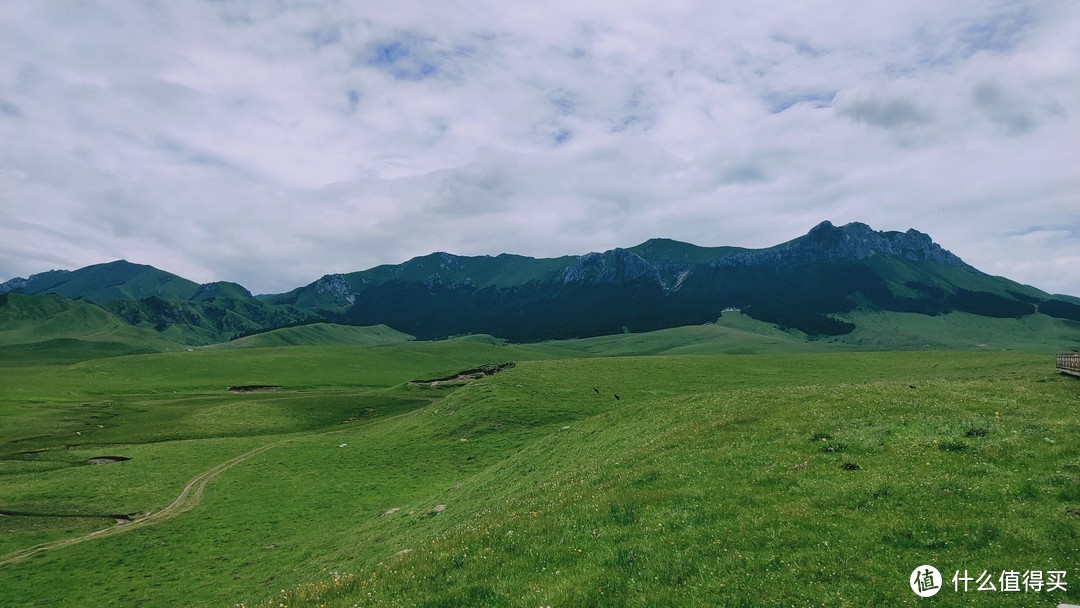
left=1, top=315, right=1078, bottom=607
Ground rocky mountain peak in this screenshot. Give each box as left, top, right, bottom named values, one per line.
left=809, top=221, right=963, bottom=264
left=313, top=274, right=356, bottom=306
left=0, top=276, right=32, bottom=293
left=561, top=248, right=657, bottom=284
left=714, top=221, right=964, bottom=267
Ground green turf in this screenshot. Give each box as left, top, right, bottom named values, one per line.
left=0, top=293, right=181, bottom=358
left=532, top=312, right=819, bottom=356
left=211, top=323, right=415, bottom=349
left=0, top=337, right=1077, bottom=607
left=831, top=311, right=1080, bottom=353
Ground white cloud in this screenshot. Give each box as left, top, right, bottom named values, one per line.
left=1, top=0, right=1078, bottom=296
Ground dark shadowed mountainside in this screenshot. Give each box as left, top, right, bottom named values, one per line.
left=267, top=221, right=1077, bottom=340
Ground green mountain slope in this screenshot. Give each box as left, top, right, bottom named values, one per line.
left=188, top=281, right=253, bottom=301
left=300, top=220, right=1080, bottom=341
left=212, top=323, right=414, bottom=349
left=830, top=310, right=1080, bottom=352
left=8, top=221, right=1080, bottom=348
left=1, top=264, right=324, bottom=347
left=522, top=310, right=1080, bottom=356
left=534, top=312, right=819, bottom=356
left=265, top=252, right=577, bottom=312
left=0, top=293, right=180, bottom=362
left=0, top=260, right=198, bottom=303
left=103, top=295, right=319, bottom=346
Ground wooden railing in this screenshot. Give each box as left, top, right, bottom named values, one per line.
left=1057, top=353, right=1080, bottom=378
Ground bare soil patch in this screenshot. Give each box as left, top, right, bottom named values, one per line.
left=88, top=456, right=131, bottom=465
left=410, top=362, right=515, bottom=386
left=228, top=385, right=284, bottom=392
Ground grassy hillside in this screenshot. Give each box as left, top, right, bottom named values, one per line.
left=103, top=295, right=319, bottom=346
left=526, top=310, right=1080, bottom=357
left=1, top=260, right=199, bottom=303
left=0, top=342, right=1076, bottom=607
left=831, top=311, right=1080, bottom=353
left=189, top=281, right=254, bottom=301
left=212, top=323, right=415, bottom=349
left=536, top=312, right=819, bottom=356
left=0, top=293, right=180, bottom=362
left=5, top=286, right=1079, bottom=367
left=271, top=354, right=1080, bottom=608
left=268, top=253, right=577, bottom=311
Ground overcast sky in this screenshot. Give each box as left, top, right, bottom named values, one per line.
left=2, top=1, right=1078, bottom=296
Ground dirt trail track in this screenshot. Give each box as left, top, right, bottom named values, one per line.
left=0, top=441, right=284, bottom=567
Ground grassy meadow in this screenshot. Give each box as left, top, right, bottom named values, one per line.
left=0, top=327, right=1077, bottom=606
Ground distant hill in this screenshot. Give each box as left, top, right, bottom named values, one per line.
left=0, top=266, right=318, bottom=346
left=267, top=221, right=1080, bottom=341
left=0, top=260, right=198, bottom=302
left=101, top=294, right=319, bottom=346
left=263, top=252, right=577, bottom=311
left=188, top=281, right=254, bottom=301
left=0, top=293, right=181, bottom=362
left=7, top=221, right=1080, bottom=348
left=211, top=323, right=414, bottom=349
left=516, top=309, right=1080, bottom=356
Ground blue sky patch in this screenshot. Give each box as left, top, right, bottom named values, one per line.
left=365, top=36, right=440, bottom=81
left=958, top=7, right=1032, bottom=56
left=0, top=100, right=21, bottom=117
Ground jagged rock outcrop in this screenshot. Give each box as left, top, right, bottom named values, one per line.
left=560, top=249, right=659, bottom=284
left=0, top=276, right=33, bottom=293
left=312, top=274, right=357, bottom=307
left=713, top=221, right=963, bottom=267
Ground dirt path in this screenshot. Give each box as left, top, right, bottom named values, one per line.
left=0, top=441, right=285, bottom=568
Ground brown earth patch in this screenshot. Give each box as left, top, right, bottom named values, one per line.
left=228, top=385, right=284, bottom=392
left=410, top=362, right=515, bottom=386
left=88, top=456, right=131, bottom=465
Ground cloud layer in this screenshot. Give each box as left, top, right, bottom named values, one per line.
left=2, top=1, right=1078, bottom=296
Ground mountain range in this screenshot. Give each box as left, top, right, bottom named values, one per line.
left=3, top=221, right=1080, bottom=353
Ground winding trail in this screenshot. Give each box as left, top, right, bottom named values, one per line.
left=0, top=440, right=285, bottom=567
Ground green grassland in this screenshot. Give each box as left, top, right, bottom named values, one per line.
left=210, top=323, right=415, bottom=349
left=0, top=293, right=180, bottom=364
left=831, top=311, right=1080, bottom=352
left=0, top=330, right=1077, bottom=606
